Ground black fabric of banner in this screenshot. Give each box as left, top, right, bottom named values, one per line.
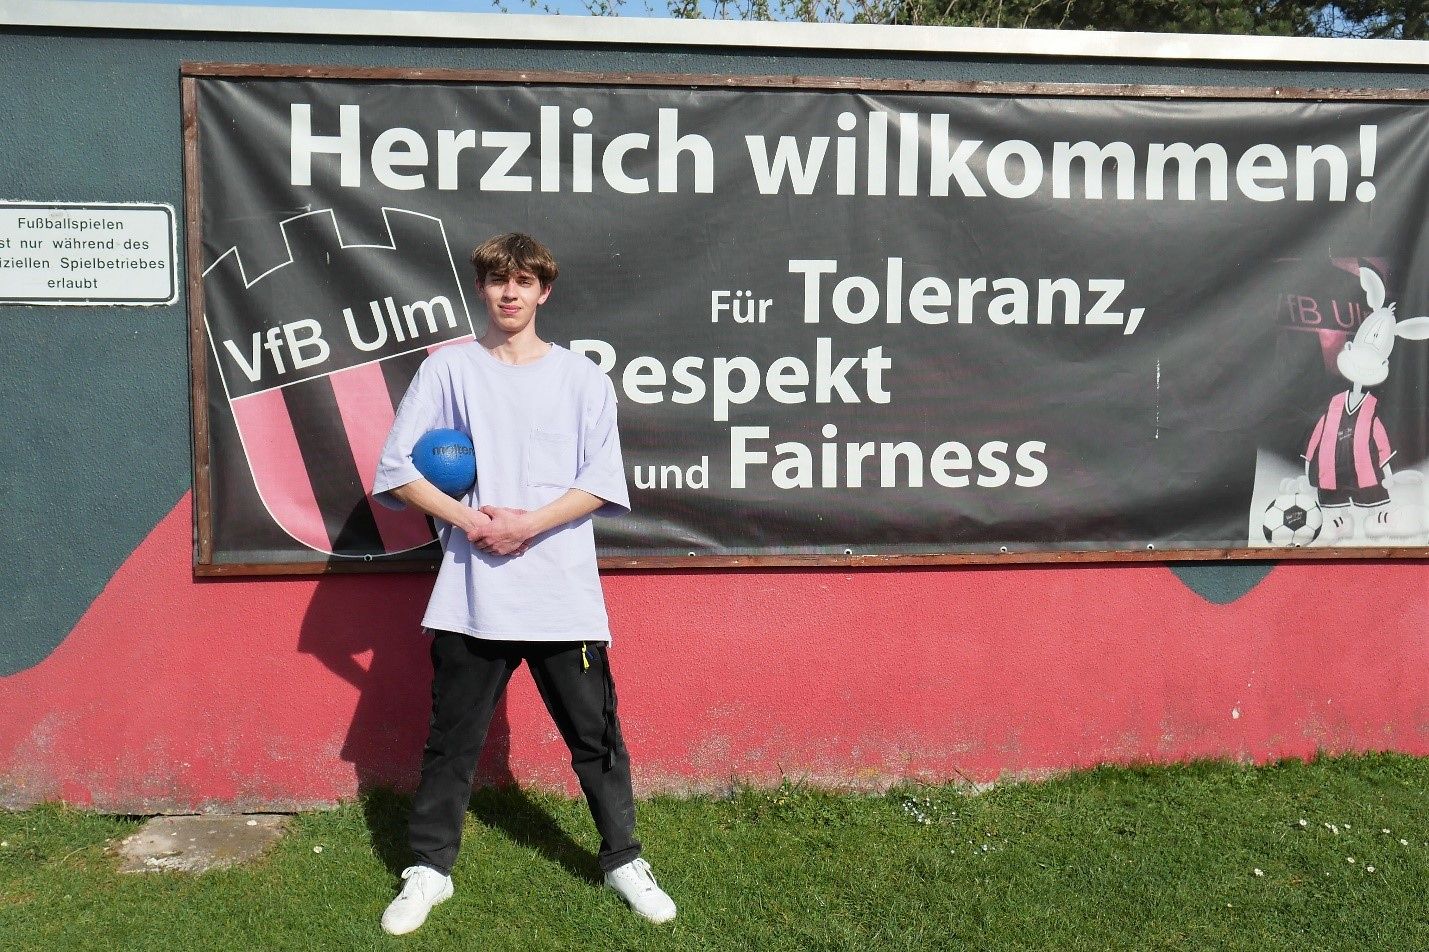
left=194, top=76, right=1429, bottom=566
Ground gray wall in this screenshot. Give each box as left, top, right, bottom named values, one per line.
left=1, top=23, right=1424, bottom=673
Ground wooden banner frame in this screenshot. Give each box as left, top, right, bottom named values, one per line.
left=182, top=63, right=1429, bottom=575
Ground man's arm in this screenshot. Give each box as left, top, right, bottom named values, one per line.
left=475, top=489, right=605, bottom=556
left=390, top=479, right=493, bottom=538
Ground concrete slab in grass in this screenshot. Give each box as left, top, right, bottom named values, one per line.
left=116, top=814, right=290, bottom=874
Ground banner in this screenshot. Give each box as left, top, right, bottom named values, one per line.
left=186, top=69, right=1429, bottom=571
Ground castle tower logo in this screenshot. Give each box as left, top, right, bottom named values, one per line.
left=203, top=208, right=477, bottom=557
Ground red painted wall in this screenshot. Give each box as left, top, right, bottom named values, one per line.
left=0, top=492, right=1423, bottom=811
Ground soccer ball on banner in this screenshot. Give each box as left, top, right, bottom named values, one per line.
left=1261, top=490, right=1324, bottom=546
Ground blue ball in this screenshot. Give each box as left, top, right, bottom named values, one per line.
left=412, top=428, right=476, bottom=496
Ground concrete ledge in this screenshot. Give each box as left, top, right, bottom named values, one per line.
left=115, top=814, right=290, bottom=873
left=3, top=0, right=1429, bottom=66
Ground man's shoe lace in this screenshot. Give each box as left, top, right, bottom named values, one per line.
left=397, top=866, right=442, bottom=902
left=625, top=858, right=660, bottom=893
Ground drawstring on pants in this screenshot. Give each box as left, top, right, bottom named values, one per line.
left=583, top=642, right=618, bottom=770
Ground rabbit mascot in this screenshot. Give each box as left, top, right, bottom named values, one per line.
left=1298, top=267, right=1429, bottom=542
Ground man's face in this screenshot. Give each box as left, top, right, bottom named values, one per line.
left=480, top=269, right=551, bottom=335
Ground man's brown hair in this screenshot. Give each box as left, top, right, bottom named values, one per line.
left=470, top=233, right=558, bottom=286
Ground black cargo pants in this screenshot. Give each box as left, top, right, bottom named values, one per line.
left=407, top=631, right=641, bottom=876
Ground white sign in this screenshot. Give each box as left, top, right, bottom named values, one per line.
left=0, top=202, right=177, bottom=305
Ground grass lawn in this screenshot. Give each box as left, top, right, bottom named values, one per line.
left=1, top=754, right=1425, bottom=951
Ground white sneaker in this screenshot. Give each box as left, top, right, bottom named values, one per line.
left=604, top=857, right=677, bottom=924
left=381, top=865, right=454, bottom=935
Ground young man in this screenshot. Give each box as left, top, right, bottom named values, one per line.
left=371, top=233, right=675, bottom=935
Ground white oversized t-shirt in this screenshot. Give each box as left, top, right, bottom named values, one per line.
left=373, top=342, right=630, bottom=642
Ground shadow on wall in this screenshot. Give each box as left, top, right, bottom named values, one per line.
left=294, top=568, right=598, bottom=879
left=295, top=570, right=516, bottom=794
